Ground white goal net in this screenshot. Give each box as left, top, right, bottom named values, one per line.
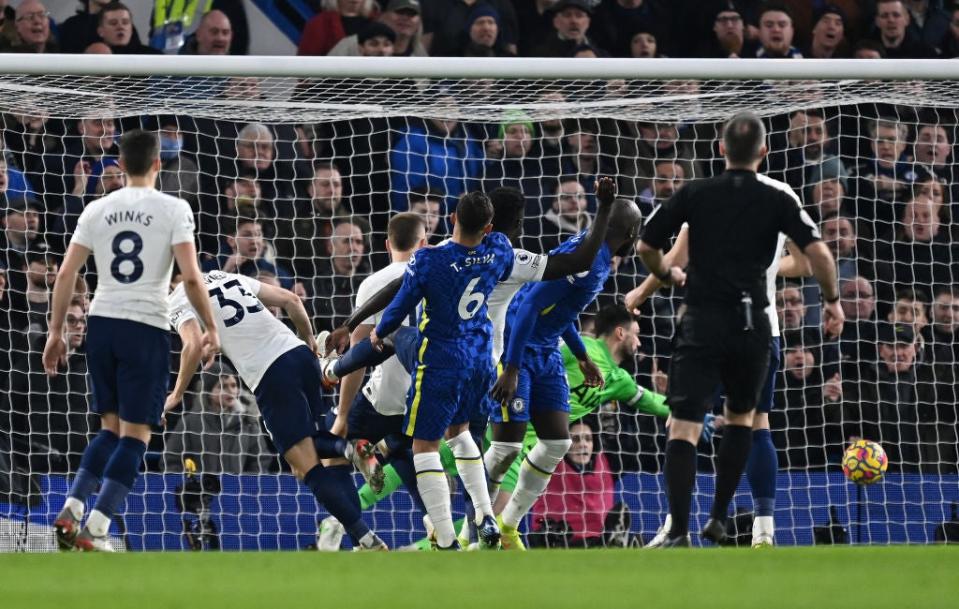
left=1, top=57, right=958, bottom=550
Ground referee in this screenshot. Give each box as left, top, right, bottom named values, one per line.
left=637, top=111, right=844, bottom=547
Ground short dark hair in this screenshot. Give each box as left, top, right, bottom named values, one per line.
left=489, top=186, right=525, bottom=235
left=408, top=185, right=445, bottom=207
left=593, top=305, right=633, bottom=337
left=312, top=160, right=340, bottom=176
left=119, top=129, right=159, bottom=176
left=853, top=39, right=886, bottom=58
left=387, top=212, right=426, bottom=251
left=98, top=2, right=132, bottom=27
left=454, top=191, right=494, bottom=235
left=759, top=2, right=792, bottom=22
left=895, top=286, right=929, bottom=304
left=722, top=112, right=766, bottom=165
left=232, top=215, right=261, bottom=235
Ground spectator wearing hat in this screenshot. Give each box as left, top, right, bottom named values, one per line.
left=355, top=22, right=396, bottom=56
left=514, top=0, right=559, bottom=56
left=628, top=29, right=664, bottom=58
left=1, top=197, right=43, bottom=274
left=329, top=0, right=427, bottom=56
left=750, top=3, right=802, bottom=58
left=298, top=0, right=376, bottom=57
left=869, top=0, right=937, bottom=58
left=804, top=5, right=848, bottom=58
left=803, top=156, right=851, bottom=221
left=590, top=0, right=668, bottom=58
left=7, top=248, right=57, bottom=344
left=699, top=2, right=746, bottom=57
left=460, top=4, right=513, bottom=57
left=421, top=0, right=518, bottom=57
left=842, top=321, right=929, bottom=472
left=532, top=0, right=605, bottom=57
left=483, top=112, right=547, bottom=209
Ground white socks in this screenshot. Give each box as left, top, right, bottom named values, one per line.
left=501, top=438, right=572, bottom=528
left=85, top=509, right=111, bottom=538
left=753, top=515, right=775, bottom=544
left=447, top=430, right=494, bottom=523
left=483, top=441, right=523, bottom=497
left=413, top=452, right=455, bottom=547
left=63, top=496, right=84, bottom=520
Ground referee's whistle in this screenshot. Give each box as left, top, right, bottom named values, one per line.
left=741, top=292, right=754, bottom=332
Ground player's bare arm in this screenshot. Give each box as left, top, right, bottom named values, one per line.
left=778, top=239, right=813, bottom=278
left=329, top=275, right=403, bottom=354
left=626, top=223, right=690, bottom=312
left=256, top=282, right=317, bottom=353
left=164, top=317, right=205, bottom=421
left=636, top=241, right=687, bottom=288
left=42, top=243, right=91, bottom=377
left=173, top=241, right=221, bottom=364
left=803, top=240, right=844, bottom=338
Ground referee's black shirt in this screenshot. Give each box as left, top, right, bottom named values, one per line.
left=641, top=169, right=821, bottom=309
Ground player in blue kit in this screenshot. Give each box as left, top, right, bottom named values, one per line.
left=489, top=197, right=643, bottom=550
left=369, top=191, right=514, bottom=550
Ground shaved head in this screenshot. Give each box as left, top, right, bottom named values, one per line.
left=608, top=198, right=642, bottom=256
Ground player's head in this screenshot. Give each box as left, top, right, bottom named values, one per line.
left=594, top=305, right=640, bottom=359
left=119, top=128, right=161, bottom=177
left=228, top=216, right=264, bottom=258
left=451, top=191, right=494, bottom=238
left=387, top=212, right=428, bottom=255
left=606, top=198, right=642, bottom=257
left=489, top=186, right=525, bottom=240
left=720, top=111, right=768, bottom=167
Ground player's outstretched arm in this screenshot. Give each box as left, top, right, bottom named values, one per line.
left=328, top=276, right=404, bottom=354
left=257, top=282, right=317, bottom=353
left=173, top=242, right=220, bottom=363
left=371, top=269, right=423, bottom=349
left=42, top=243, right=90, bottom=376
left=540, top=176, right=616, bottom=281
left=625, top=224, right=689, bottom=313
left=802, top=240, right=844, bottom=338
left=165, top=318, right=205, bottom=422
left=778, top=239, right=813, bottom=278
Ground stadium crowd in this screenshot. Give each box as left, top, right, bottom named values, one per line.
left=1, top=0, right=959, bottom=544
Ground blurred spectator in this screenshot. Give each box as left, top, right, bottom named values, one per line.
left=842, top=322, right=926, bottom=471
left=628, top=29, right=661, bottom=58
left=483, top=112, right=548, bottom=208
left=887, top=288, right=931, bottom=351
left=298, top=0, right=375, bottom=57
left=36, top=117, right=119, bottom=208
left=906, top=0, right=950, bottom=53
left=922, top=285, right=959, bottom=470
left=180, top=9, right=232, bottom=55
left=0, top=155, right=34, bottom=202
left=870, top=0, right=936, bottom=58
left=941, top=5, right=959, bottom=57
left=165, top=362, right=274, bottom=475
left=310, top=218, right=371, bottom=332
left=803, top=157, right=850, bottom=220
left=875, top=188, right=956, bottom=288
left=819, top=213, right=890, bottom=292
left=1, top=113, right=60, bottom=195
left=202, top=216, right=295, bottom=290
left=7, top=249, right=57, bottom=347
left=524, top=177, right=590, bottom=253
left=84, top=41, right=111, bottom=53
left=533, top=0, right=603, bottom=57
left=277, top=161, right=347, bottom=279
left=49, top=157, right=124, bottom=252
left=610, top=120, right=701, bottom=200
left=637, top=159, right=686, bottom=218
left=752, top=4, right=802, bottom=58
left=560, top=125, right=601, bottom=205
left=776, top=282, right=805, bottom=333
left=232, top=123, right=294, bottom=203
left=773, top=341, right=843, bottom=469
left=838, top=274, right=879, bottom=372
left=354, top=22, right=396, bottom=56
left=700, top=2, right=745, bottom=57
left=421, top=0, right=518, bottom=57
left=460, top=4, right=513, bottom=57
left=851, top=117, right=914, bottom=232
left=767, top=109, right=835, bottom=191
left=330, top=0, right=426, bottom=56
left=0, top=197, right=43, bottom=274
left=804, top=5, right=847, bottom=58
left=9, top=299, right=93, bottom=474
left=389, top=112, right=484, bottom=215
left=0, top=0, right=57, bottom=53
left=157, top=116, right=199, bottom=205
left=0, top=0, right=16, bottom=48
left=59, top=0, right=140, bottom=54
left=97, top=1, right=159, bottom=54
left=590, top=0, right=667, bottom=58
left=853, top=38, right=886, bottom=58
left=912, top=121, right=956, bottom=193
left=407, top=186, right=446, bottom=243
left=529, top=420, right=626, bottom=548
left=514, top=0, right=559, bottom=56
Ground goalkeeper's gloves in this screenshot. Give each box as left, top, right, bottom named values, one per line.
left=700, top=413, right=718, bottom=443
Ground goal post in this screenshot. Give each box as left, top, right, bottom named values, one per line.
left=1, top=55, right=958, bottom=551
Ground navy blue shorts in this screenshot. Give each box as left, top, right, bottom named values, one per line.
left=86, top=316, right=170, bottom=426
left=490, top=347, right=569, bottom=425
left=391, top=326, right=419, bottom=375
left=404, top=362, right=492, bottom=442
left=756, top=336, right=782, bottom=414
left=346, top=392, right=405, bottom=442
left=254, top=345, right=328, bottom=455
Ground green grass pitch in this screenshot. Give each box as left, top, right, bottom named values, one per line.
left=2, top=546, right=956, bottom=609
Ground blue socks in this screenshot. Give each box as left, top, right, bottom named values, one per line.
left=746, top=428, right=778, bottom=517
left=333, top=338, right=394, bottom=378
left=92, top=437, right=147, bottom=520
left=313, top=431, right=348, bottom=459
left=304, top=464, right=370, bottom=545
left=69, top=429, right=119, bottom=501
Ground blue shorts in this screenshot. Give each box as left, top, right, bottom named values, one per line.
left=86, top=316, right=170, bottom=426
left=254, top=345, right=328, bottom=455
left=346, top=392, right=405, bottom=442
left=756, top=336, right=782, bottom=414
left=404, top=361, right=493, bottom=442
left=391, top=326, right=419, bottom=375
left=489, top=347, right=569, bottom=425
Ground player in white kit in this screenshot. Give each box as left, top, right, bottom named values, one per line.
left=46, top=130, right=219, bottom=552
left=166, top=269, right=387, bottom=550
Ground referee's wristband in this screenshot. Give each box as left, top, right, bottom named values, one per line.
left=654, top=268, right=672, bottom=282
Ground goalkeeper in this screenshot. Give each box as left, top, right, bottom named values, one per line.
left=356, top=305, right=716, bottom=518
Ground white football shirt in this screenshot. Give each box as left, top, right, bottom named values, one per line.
left=488, top=248, right=547, bottom=363
left=355, top=261, right=411, bottom=416
left=71, top=186, right=195, bottom=330
left=756, top=174, right=806, bottom=339
left=168, top=271, right=303, bottom=390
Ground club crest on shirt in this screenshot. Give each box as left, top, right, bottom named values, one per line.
left=510, top=397, right=525, bottom=414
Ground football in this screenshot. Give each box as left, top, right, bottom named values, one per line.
left=842, top=439, right=889, bottom=485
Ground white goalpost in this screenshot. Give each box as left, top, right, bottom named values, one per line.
left=1, top=55, right=958, bottom=551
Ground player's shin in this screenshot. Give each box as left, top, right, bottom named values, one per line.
left=483, top=441, right=522, bottom=497
left=747, top=428, right=778, bottom=545
left=448, top=430, right=493, bottom=521
left=85, top=436, right=148, bottom=538
left=413, top=452, right=457, bottom=547
left=501, top=438, right=571, bottom=528
left=304, top=464, right=379, bottom=548
left=64, top=429, right=120, bottom=518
